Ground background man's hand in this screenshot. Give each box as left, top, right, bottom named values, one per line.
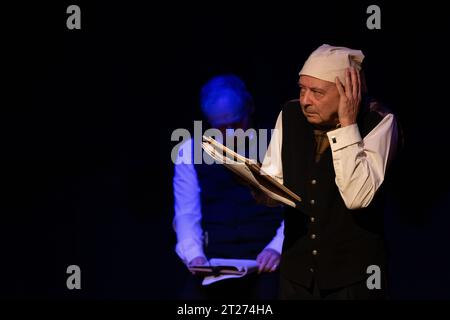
left=256, top=248, right=280, bottom=273
left=335, top=67, right=361, bottom=127
left=188, top=256, right=208, bottom=274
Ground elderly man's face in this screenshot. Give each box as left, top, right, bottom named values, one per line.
left=298, top=75, right=340, bottom=128
left=209, top=116, right=249, bottom=138
left=206, top=95, right=250, bottom=137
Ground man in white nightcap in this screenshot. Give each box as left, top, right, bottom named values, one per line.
left=258, top=44, right=399, bottom=299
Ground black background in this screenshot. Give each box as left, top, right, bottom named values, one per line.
left=2, top=1, right=449, bottom=299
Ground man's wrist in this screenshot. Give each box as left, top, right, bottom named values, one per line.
left=338, top=119, right=356, bottom=127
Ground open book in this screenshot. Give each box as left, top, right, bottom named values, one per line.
left=188, top=258, right=259, bottom=286
left=202, top=135, right=301, bottom=208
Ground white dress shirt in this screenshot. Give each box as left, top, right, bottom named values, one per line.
left=261, top=110, right=398, bottom=209
left=173, top=138, right=285, bottom=265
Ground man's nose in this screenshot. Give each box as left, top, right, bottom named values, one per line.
left=300, top=90, right=312, bottom=106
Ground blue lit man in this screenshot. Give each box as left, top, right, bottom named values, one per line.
left=173, top=75, right=284, bottom=299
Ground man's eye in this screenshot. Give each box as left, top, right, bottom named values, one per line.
left=313, top=91, right=324, bottom=97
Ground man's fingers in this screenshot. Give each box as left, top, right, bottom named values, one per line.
left=258, top=252, right=280, bottom=273
left=265, top=254, right=280, bottom=272
left=256, top=253, right=264, bottom=264
left=258, top=254, right=270, bottom=273
left=357, top=68, right=362, bottom=100
left=351, top=67, right=358, bottom=98
left=345, top=68, right=352, bottom=98
left=335, top=77, right=345, bottom=97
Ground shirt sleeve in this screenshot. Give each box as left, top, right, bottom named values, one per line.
left=326, top=113, right=398, bottom=209
left=261, top=110, right=284, bottom=184
left=264, top=220, right=285, bottom=254
left=260, top=112, right=285, bottom=254
left=172, top=139, right=206, bottom=264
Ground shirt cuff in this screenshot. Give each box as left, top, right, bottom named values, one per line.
left=327, top=123, right=362, bottom=152
left=175, top=238, right=206, bottom=264
left=264, top=237, right=283, bottom=254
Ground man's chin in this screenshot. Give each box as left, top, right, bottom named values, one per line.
left=304, top=113, right=320, bottom=123
left=304, top=115, right=334, bottom=128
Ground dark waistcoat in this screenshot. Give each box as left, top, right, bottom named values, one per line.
left=280, top=100, right=388, bottom=290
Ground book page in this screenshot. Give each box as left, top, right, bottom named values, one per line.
left=209, top=258, right=258, bottom=271
left=200, top=259, right=259, bottom=286
left=202, top=137, right=301, bottom=207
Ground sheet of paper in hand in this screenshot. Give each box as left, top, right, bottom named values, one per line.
left=202, top=135, right=301, bottom=208
left=188, top=258, right=259, bottom=286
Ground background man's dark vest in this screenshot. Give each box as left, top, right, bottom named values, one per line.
left=195, top=146, right=283, bottom=259
left=280, top=100, right=388, bottom=290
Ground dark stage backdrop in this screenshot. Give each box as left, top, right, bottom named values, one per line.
left=2, top=1, right=449, bottom=299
